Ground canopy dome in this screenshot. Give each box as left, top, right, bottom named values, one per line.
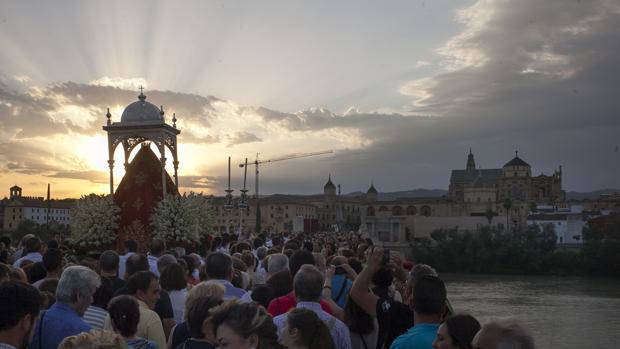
left=120, top=92, right=164, bottom=124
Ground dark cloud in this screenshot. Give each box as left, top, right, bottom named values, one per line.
left=245, top=0, right=620, bottom=192
left=46, top=82, right=220, bottom=135
left=226, top=131, right=262, bottom=147
left=2, top=0, right=619, bottom=193
left=252, top=106, right=411, bottom=132
left=47, top=170, right=108, bottom=184
left=179, top=175, right=220, bottom=189
left=0, top=83, right=69, bottom=138
left=0, top=141, right=59, bottom=174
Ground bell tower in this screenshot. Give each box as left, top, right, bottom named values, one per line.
left=466, top=148, right=476, bottom=171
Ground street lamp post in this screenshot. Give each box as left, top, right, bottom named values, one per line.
left=224, top=157, right=234, bottom=235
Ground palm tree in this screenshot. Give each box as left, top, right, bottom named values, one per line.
left=485, top=208, right=495, bottom=225
left=503, top=198, right=512, bottom=231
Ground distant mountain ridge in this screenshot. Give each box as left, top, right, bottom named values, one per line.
left=566, top=189, right=620, bottom=200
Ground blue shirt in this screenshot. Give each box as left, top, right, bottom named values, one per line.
left=212, top=279, right=246, bottom=300
left=331, top=274, right=352, bottom=308
left=273, top=301, right=352, bottom=349
left=29, top=302, right=92, bottom=349
left=389, top=323, right=439, bottom=349
left=13, top=252, right=43, bottom=267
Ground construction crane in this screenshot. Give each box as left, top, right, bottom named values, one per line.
left=239, top=150, right=333, bottom=234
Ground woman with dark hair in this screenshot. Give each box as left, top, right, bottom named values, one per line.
left=432, top=314, right=481, bottom=349
left=345, top=296, right=378, bottom=349
left=280, top=308, right=335, bottom=349
left=174, top=296, right=222, bottom=349
left=209, top=301, right=282, bottom=349
left=180, top=255, right=199, bottom=285
left=108, top=295, right=158, bottom=349
left=26, top=261, right=47, bottom=284
left=160, top=263, right=189, bottom=324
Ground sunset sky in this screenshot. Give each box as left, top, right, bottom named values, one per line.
left=1, top=0, right=619, bottom=199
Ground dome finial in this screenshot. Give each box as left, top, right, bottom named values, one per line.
left=160, top=105, right=164, bottom=117
left=138, top=85, right=146, bottom=101
left=172, top=113, right=177, bottom=128
left=106, top=107, right=111, bottom=125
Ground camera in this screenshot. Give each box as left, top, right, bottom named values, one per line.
left=382, top=249, right=390, bottom=265
left=334, top=265, right=347, bottom=275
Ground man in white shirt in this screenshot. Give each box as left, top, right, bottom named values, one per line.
left=118, top=240, right=137, bottom=280
left=273, top=265, right=352, bottom=349
left=12, top=237, right=42, bottom=268
left=147, top=239, right=165, bottom=277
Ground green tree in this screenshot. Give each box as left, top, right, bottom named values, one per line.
left=485, top=209, right=495, bottom=225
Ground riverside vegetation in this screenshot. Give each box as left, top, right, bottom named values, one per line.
left=412, top=212, right=620, bottom=276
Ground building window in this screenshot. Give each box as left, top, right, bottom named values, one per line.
left=392, top=206, right=403, bottom=216
left=366, top=207, right=375, bottom=216
left=420, top=206, right=432, bottom=217
left=406, top=206, right=417, bottom=215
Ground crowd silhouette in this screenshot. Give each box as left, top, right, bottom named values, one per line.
left=0, top=232, right=535, bottom=349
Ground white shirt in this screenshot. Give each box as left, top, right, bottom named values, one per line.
left=118, top=252, right=135, bottom=280
left=147, top=255, right=159, bottom=276
left=169, top=289, right=188, bottom=324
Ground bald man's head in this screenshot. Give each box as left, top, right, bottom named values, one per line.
left=472, top=319, right=534, bottom=349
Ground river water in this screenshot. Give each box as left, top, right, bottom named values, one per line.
left=443, top=274, right=620, bottom=349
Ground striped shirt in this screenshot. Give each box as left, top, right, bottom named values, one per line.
left=82, top=305, right=108, bottom=330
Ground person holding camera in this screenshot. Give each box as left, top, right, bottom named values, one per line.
left=350, top=247, right=444, bottom=349
left=327, top=256, right=356, bottom=308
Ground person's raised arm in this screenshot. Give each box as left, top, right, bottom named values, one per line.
left=322, top=266, right=345, bottom=321
left=350, top=247, right=384, bottom=317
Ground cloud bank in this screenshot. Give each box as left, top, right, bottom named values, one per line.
left=1, top=0, right=619, bottom=195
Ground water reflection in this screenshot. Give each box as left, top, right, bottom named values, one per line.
left=444, top=274, right=620, bottom=349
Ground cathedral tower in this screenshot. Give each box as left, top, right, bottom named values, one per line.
left=466, top=148, right=476, bottom=171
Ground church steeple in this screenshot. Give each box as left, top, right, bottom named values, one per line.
left=466, top=148, right=476, bottom=171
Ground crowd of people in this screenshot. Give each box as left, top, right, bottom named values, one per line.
left=0, top=231, right=536, bottom=349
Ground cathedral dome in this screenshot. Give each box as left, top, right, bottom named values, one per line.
left=324, top=175, right=336, bottom=190
left=367, top=183, right=378, bottom=194
left=120, top=92, right=164, bottom=124
left=503, top=154, right=530, bottom=168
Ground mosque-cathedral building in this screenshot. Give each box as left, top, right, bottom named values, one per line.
left=212, top=150, right=567, bottom=248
